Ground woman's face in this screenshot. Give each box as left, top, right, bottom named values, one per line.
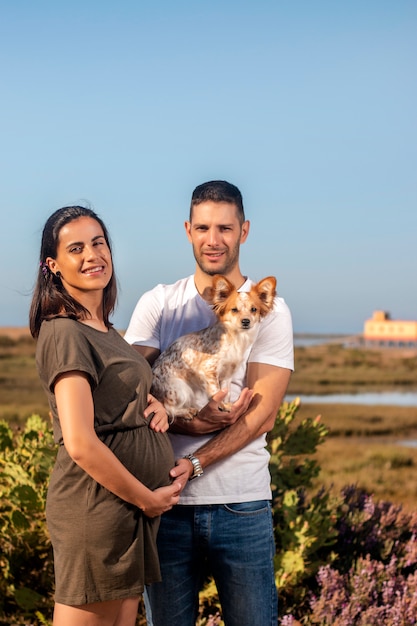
left=46, top=216, right=113, bottom=300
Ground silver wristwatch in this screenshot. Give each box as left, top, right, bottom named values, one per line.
left=183, top=454, right=204, bottom=480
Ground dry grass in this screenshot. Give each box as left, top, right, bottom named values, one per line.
left=288, top=342, right=417, bottom=394
left=293, top=401, right=417, bottom=511
left=0, top=331, right=50, bottom=423
left=312, top=435, right=417, bottom=511
left=0, top=326, right=32, bottom=340
left=285, top=342, right=417, bottom=511
left=295, top=402, right=417, bottom=437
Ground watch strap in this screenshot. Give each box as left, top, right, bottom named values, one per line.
left=183, top=453, right=204, bottom=480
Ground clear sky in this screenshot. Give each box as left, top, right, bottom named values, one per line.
left=1, top=0, right=416, bottom=333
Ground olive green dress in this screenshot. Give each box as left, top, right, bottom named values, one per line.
left=36, top=317, right=175, bottom=605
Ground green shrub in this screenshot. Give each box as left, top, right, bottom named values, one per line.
left=268, top=399, right=339, bottom=618
left=0, top=415, right=56, bottom=625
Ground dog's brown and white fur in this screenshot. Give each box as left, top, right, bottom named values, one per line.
left=151, top=274, right=277, bottom=421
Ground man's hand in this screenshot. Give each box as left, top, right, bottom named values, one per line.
left=171, top=387, right=254, bottom=435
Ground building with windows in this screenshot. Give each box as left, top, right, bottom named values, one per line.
left=364, top=311, right=417, bottom=347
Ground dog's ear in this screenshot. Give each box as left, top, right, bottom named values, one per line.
left=211, top=275, right=235, bottom=303
left=211, top=275, right=236, bottom=316
left=254, top=276, right=277, bottom=314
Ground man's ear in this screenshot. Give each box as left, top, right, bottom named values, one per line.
left=184, top=221, right=192, bottom=243
left=240, top=220, right=250, bottom=243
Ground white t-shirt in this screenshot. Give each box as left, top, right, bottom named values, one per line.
left=124, top=275, right=294, bottom=505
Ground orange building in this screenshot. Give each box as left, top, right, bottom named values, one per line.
left=364, top=311, right=417, bottom=346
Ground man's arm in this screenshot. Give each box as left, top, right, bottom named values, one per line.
left=133, top=345, right=160, bottom=366
left=170, top=363, right=292, bottom=482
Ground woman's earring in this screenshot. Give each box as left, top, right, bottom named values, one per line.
left=56, top=271, right=62, bottom=278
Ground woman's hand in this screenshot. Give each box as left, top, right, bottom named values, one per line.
left=145, top=394, right=170, bottom=432
left=170, top=457, right=194, bottom=492
left=140, top=482, right=182, bottom=518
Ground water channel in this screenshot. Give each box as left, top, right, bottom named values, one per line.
left=291, top=336, right=417, bottom=444
left=285, top=392, right=417, bottom=407
left=285, top=392, right=417, bottom=447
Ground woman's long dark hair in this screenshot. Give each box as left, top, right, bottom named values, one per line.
left=29, top=206, right=117, bottom=338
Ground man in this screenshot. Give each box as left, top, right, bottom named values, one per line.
left=124, top=180, right=294, bottom=625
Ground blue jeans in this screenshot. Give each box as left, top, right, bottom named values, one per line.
left=145, top=501, right=278, bottom=626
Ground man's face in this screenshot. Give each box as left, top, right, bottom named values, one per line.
left=185, top=201, right=249, bottom=276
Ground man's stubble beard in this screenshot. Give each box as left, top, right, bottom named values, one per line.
left=193, top=241, right=241, bottom=277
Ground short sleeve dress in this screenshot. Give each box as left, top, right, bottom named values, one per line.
left=36, top=317, right=175, bottom=606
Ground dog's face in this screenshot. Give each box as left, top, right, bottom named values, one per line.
left=210, top=275, right=276, bottom=331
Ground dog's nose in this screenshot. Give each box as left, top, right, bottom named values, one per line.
left=241, top=318, right=251, bottom=328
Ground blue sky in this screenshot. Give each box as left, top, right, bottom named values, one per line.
left=1, top=0, right=416, bottom=333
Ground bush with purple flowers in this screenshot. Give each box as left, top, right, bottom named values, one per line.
left=310, top=555, right=417, bottom=625
left=306, top=488, right=417, bottom=624
left=270, top=401, right=417, bottom=625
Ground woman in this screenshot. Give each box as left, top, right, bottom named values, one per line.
left=29, top=206, right=182, bottom=626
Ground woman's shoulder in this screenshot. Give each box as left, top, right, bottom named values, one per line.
left=39, top=316, right=80, bottom=338
left=37, top=318, right=101, bottom=352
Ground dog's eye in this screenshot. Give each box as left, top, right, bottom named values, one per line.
left=231, top=307, right=239, bottom=313
left=251, top=307, right=257, bottom=313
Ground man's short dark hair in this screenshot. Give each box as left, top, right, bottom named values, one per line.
left=190, top=180, right=245, bottom=224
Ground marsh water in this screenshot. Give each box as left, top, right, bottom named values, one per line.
left=286, top=392, right=417, bottom=407
left=285, top=391, right=417, bottom=448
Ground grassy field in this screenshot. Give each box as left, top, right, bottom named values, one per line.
left=0, top=330, right=49, bottom=424
left=1, top=329, right=417, bottom=510
left=286, top=341, right=417, bottom=511
left=288, top=340, right=417, bottom=394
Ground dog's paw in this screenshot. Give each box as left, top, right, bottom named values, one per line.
left=180, top=408, right=200, bottom=421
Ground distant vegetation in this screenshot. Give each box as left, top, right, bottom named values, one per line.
left=287, top=342, right=417, bottom=511
left=1, top=333, right=417, bottom=509
left=2, top=333, right=416, bottom=425
left=289, top=340, right=417, bottom=394
left=0, top=334, right=48, bottom=425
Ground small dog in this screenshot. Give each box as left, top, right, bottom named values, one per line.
left=151, top=274, right=277, bottom=421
